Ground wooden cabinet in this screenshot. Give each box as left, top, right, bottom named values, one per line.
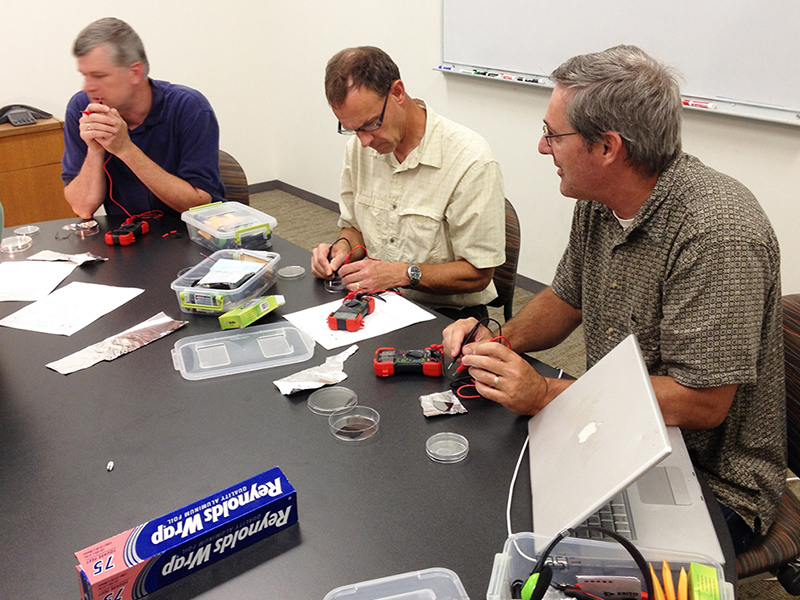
left=0, top=118, right=76, bottom=227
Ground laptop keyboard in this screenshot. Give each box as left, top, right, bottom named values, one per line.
left=576, top=491, right=637, bottom=541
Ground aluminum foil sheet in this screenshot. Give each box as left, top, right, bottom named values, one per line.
left=47, top=312, right=187, bottom=375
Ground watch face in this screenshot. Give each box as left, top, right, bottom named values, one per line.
left=408, top=264, right=421, bottom=287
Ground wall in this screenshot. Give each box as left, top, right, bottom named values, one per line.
left=4, top=1, right=799, bottom=291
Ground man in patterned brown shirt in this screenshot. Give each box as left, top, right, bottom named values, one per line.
left=443, top=45, right=785, bottom=554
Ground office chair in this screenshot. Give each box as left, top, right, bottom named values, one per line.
left=219, top=149, right=250, bottom=205
left=488, top=198, right=521, bottom=322
left=736, top=294, right=800, bottom=595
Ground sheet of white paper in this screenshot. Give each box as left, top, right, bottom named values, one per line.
left=0, top=261, right=79, bottom=302
left=283, top=293, right=436, bottom=350
left=0, top=281, right=144, bottom=336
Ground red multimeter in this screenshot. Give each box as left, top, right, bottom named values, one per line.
left=327, top=293, right=376, bottom=331
left=373, top=345, right=444, bottom=377
left=105, top=218, right=149, bottom=246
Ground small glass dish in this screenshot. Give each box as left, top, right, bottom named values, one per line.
left=278, top=265, right=306, bottom=279
left=308, top=386, right=358, bottom=416
left=14, top=225, right=39, bottom=236
left=1, top=235, right=33, bottom=254
left=328, top=406, right=380, bottom=441
left=426, top=432, right=469, bottom=463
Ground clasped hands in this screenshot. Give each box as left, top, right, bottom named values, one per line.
left=79, top=103, right=131, bottom=155
left=442, top=318, right=552, bottom=416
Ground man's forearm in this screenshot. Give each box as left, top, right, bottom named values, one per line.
left=114, top=143, right=211, bottom=212
left=500, top=287, right=582, bottom=353
left=409, top=260, right=493, bottom=294
left=64, top=148, right=107, bottom=219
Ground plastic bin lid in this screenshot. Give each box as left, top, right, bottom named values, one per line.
left=324, top=567, right=468, bottom=600
left=181, top=201, right=278, bottom=239
left=172, top=321, right=314, bottom=380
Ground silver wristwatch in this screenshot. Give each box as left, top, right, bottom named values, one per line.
left=407, top=263, right=421, bottom=287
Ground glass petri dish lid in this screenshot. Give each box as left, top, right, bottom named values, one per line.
left=426, top=432, right=469, bottom=463
left=308, top=386, right=358, bottom=415
left=278, top=265, right=306, bottom=279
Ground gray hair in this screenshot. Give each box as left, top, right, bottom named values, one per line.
left=73, top=17, right=150, bottom=76
left=325, top=46, right=400, bottom=107
left=550, top=45, right=682, bottom=177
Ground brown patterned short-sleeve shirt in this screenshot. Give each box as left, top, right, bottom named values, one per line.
left=552, top=153, right=785, bottom=531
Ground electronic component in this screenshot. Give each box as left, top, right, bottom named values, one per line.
left=104, top=218, right=149, bottom=246
left=374, top=345, right=444, bottom=377
left=327, top=293, right=376, bottom=331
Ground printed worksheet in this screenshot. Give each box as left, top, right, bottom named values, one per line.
left=0, top=281, right=144, bottom=336
left=0, top=261, right=78, bottom=302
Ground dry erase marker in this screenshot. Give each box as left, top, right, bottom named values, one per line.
left=683, top=99, right=716, bottom=109
left=438, top=65, right=452, bottom=71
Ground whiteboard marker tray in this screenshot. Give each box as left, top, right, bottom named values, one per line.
left=172, top=322, right=314, bottom=380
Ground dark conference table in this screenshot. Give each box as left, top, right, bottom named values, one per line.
left=0, top=215, right=734, bottom=599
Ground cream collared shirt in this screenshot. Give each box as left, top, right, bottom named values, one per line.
left=338, top=100, right=506, bottom=308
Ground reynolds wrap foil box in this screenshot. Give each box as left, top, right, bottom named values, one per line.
left=75, top=467, right=297, bottom=600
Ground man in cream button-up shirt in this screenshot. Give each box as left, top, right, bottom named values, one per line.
left=311, top=46, right=506, bottom=320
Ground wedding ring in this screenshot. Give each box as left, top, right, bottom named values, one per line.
left=493, top=375, right=499, bottom=387
left=356, top=282, right=361, bottom=289
left=87, top=124, right=91, bottom=130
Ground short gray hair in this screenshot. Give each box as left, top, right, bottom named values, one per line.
left=550, top=45, right=682, bottom=177
left=73, top=17, right=150, bottom=76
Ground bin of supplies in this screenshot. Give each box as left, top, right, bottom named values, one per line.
left=170, top=249, right=280, bottom=314
left=182, top=201, right=278, bottom=251
left=487, top=532, right=733, bottom=600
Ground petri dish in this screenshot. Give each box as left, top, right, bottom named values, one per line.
left=328, top=406, right=380, bottom=441
left=74, top=220, right=99, bottom=237
left=324, top=275, right=347, bottom=293
left=14, top=225, right=39, bottom=236
left=426, top=432, right=469, bottom=463
left=278, top=265, right=306, bottom=279
left=308, top=386, right=358, bottom=415
left=1, top=235, right=33, bottom=254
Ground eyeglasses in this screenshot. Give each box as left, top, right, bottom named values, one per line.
left=542, top=123, right=579, bottom=146
left=338, top=91, right=390, bottom=135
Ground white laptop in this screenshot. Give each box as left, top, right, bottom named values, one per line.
left=528, top=334, right=725, bottom=564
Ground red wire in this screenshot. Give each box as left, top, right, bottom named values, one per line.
left=344, top=245, right=380, bottom=265
left=102, top=155, right=164, bottom=224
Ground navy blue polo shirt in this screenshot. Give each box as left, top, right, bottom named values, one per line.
left=62, top=79, right=225, bottom=216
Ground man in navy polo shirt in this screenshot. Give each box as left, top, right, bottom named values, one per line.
left=62, top=18, right=224, bottom=218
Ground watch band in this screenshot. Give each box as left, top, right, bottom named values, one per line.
left=407, top=263, right=421, bottom=287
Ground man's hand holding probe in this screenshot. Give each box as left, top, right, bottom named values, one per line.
left=442, top=318, right=573, bottom=416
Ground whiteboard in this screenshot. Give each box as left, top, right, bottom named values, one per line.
left=442, top=0, right=800, bottom=126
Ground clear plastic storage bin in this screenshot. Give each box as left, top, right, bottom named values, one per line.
left=487, top=532, right=733, bottom=600
left=324, top=568, right=468, bottom=600
left=182, top=201, right=278, bottom=251
left=170, top=249, right=280, bottom=314
left=171, top=322, right=314, bottom=380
